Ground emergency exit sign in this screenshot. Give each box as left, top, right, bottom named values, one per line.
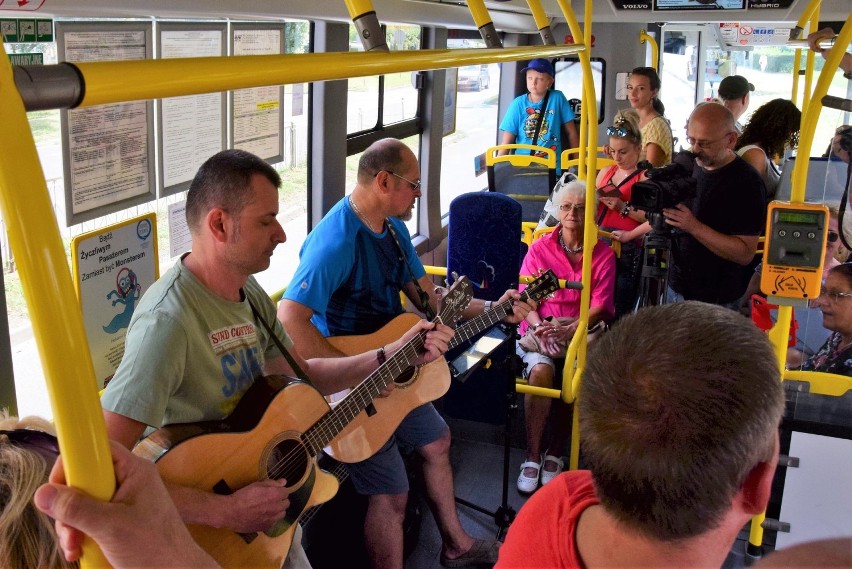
left=0, top=18, right=53, bottom=43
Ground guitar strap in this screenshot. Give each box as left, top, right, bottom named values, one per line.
left=385, top=220, right=437, bottom=321
left=247, top=295, right=313, bottom=386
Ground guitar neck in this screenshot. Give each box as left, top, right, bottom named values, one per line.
left=301, top=330, right=429, bottom=455
left=448, top=299, right=513, bottom=350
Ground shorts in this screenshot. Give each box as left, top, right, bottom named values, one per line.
left=345, top=402, right=448, bottom=496
left=516, top=342, right=556, bottom=377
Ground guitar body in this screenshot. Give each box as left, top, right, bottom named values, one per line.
left=134, top=376, right=339, bottom=569
left=326, top=313, right=451, bottom=463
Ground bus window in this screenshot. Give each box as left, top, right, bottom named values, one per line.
left=440, top=38, right=502, bottom=217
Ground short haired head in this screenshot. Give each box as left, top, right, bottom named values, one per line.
left=688, top=102, right=737, bottom=140
left=0, top=412, right=73, bottom=569
left=551, top=178, right=595, bottom=210
left=718, top=75, right=755, bottom=101
left=357, top=138, right=412, bottom=186
left=581, top=302, right=784, bottom=542
left=185, top=149, right=281, bottom=233
left=828, top=262, right=852, bottom=288
left=521, top=58, right=555, bottom=78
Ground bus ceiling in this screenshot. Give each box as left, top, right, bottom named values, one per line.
left=10, top=0, right=851, bottom=27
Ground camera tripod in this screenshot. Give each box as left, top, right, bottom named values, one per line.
left=636, top=213, right=676, bottom=309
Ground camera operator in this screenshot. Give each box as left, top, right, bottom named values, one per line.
left=662, top=103, right=766, bottom=309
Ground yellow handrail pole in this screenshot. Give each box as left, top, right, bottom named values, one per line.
left=639, top=30, right=659, bottom=70
left=62, top=46, right=582, bottom=109
left=343, top=0, right=388, bottom=52
left=752, top=13, right=852, bottom=554
left=800, top=7, right=821, bottom=122
left=790, top=0, right=821, bottom=42
left=791, top=48, right=803, bottom=106
left=555, top=0, right=598, bottom=472
left=526, top=0, right=557, bottom=46
left=0, top=43, right=113, bottom=567
left=465, top=0, right=503, bottom=48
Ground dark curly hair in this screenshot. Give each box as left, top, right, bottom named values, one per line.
left=735, top=99, right=801, bottom=160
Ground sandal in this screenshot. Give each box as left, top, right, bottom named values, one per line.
left=540, top=454, right=564, bottom=486
left=517, top=458, right=542, bottom=493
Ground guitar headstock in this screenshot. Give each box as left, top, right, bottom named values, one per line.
left=522, top=269, right=559, bottom=302
left=436, top=276, right=473, bottom=325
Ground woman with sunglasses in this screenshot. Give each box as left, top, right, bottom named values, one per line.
left=516, top=180, right=615, bottom=493
left=801, top=263, right=852, bottom=375
left=626, top=67, right=672, bottom=168
left=0, top=412, right=218, bottom=569
left=735, top=98, right=801, bottom=201
left=596, top=109, right=651, bottom=319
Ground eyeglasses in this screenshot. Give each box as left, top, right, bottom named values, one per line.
left=0, top=429, right=59, bottom=462
left=386, top=171, right=421, bottom=192
left=819, top=287, right=852, bottom=302
left=685, top=135, right=730, bottom=149
left=828, top=230, right=839, bottom=243
left=559, top=203, right=585, bottom=213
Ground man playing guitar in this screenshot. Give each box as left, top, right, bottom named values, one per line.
left=278, top=138, right=534, bottom=569
left=100, top=149, right=454, bottom=568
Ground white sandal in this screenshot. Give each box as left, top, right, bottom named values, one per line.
left=517, top=458, right=542, bottom=493
left=540, top=454, right=564, bottom=485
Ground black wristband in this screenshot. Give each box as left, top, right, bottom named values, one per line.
left=377, top=346, right=387, bottom=365
left=620, top=203, right=631, bottom=217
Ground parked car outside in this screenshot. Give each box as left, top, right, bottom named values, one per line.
left=458, top=65, right=490, bottom=91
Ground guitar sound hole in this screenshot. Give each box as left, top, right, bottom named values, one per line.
left=266, top=437, right=308, bottom=488
left=393, top=366, right=416, bottom=385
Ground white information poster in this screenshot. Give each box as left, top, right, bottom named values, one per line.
left=72, top=214, right=158, bottom=387
left=160, top=28, right=225, bottom=190
left=232, top=28, right=283, bottom=160
left=168, top=200, right=193, bottom=259
left=443, top=68, right=458, bottom=137
left=63, top=29, right=152, bottom=219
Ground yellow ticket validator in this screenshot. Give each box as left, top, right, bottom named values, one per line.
left=760, top=202, right=829, bottom=302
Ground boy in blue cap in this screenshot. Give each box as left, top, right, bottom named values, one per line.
left=499, top=58, right=578, bottom=164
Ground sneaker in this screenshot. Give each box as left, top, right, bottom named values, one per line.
left=540, top=454, right=563, bottom=485
left=517, top=458, right=542, bottom=493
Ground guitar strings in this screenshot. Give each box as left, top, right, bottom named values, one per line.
left=263, top=333, right=429, bottom=484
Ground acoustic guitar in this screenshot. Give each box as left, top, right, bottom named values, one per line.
left=132, top=277, right=472, bottom=569
left=325, top=269, right=558, bottom=463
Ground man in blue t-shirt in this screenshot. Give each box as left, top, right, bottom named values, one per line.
left=499, top=58, right=578, bottom=164
left=279, top=138, right=534, bottom=569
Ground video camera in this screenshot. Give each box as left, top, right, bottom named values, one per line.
left=631, top=159, right=697, bottom=215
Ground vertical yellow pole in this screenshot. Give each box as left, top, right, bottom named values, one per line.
left=791, top=48, right=802, bottom=107
left=344, top=0, right=388, bottom=51
left=800, top=8, right=821, bottom=122
left=465, top=0, right=503, bottom=48
left=526, top=0, right=557, bottom=45
left=554, top=0, right=598, bottom=472
left=0, top=44, right=114, bottom=567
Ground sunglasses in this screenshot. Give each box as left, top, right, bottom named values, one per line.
left=828, top=230, right=839, bottom=243
left=0, top=429, right=59, bottom=463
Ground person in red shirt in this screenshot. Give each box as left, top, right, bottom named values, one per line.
left=498, top=301, right=785, bottom=569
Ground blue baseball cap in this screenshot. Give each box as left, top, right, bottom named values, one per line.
left=520, top=58, right=554, bottom=77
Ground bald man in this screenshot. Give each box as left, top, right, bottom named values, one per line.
left=663, top=103, right=766, bottom=308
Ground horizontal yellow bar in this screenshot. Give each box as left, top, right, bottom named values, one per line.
left=784, top=370, right=852, bottom=397
left=74, top=45, right=583, bottom=107
left=515, top=383, right=562, bottom=399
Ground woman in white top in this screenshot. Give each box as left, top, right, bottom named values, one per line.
left=734, top=98, right=801, bottom=201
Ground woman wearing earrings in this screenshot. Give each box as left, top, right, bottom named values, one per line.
left=626, top=66, right=672, bottom=167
